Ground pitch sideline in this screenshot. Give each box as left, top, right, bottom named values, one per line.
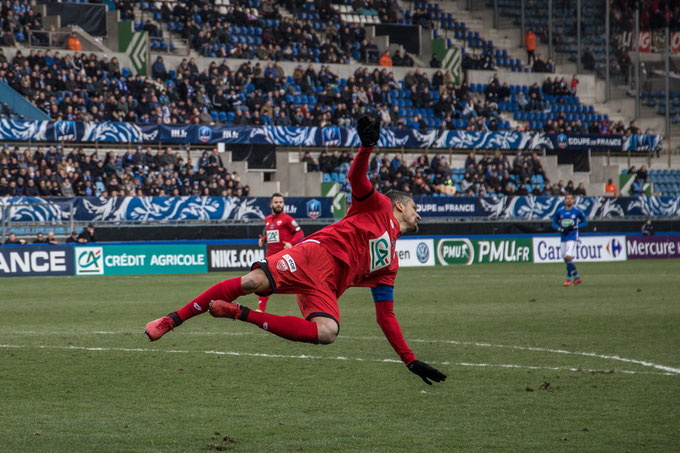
left=0, top=342, right=676, bottom=377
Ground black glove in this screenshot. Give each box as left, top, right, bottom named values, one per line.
left=566, top=224, right=576, bottom=232
left=407, top=360, right=447, bottom=385
left=357, top=115, right=381, bottom=148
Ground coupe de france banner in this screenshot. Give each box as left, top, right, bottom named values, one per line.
left=1, top=196, right=679, bottom=222
left=0, top=120, right=662, bottom=151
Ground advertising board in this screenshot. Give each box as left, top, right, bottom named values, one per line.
left=626, top=235, right=680, bottom=259
left=532, top=236, right=627, bottom=263
left=207, top=244, right=265, bottom=272
left=435, top=238, right=532, bottom=265
left=395, top=239, right=435, bottom=267
left=0, top=245, right=74, bottom=277
left=75, top=244, right=208, bottom=276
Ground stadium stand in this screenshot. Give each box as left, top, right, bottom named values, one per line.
left=0, top=43, right=623, bottom=134
left=0, top=0, right=676, bottom=202
left=0, top=0, right=44, bottom=47
left=0, top=142, right=569, bottom=198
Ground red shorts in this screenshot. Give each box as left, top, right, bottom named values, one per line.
left=252, top=241, right=343, bottom=324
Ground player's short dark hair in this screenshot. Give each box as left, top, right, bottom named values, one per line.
left=385, top=190, right=413, bottom=207
left=271, top=193, right=284, bottom=201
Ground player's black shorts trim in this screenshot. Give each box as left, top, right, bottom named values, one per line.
left=251, top=260, right=276, bottom=296
left=305, top=312, right=340, bottom=335
left=352, top=187, right=374, bottom=202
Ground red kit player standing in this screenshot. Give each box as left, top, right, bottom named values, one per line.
left=257, top=193, right=304, bottom=312
left=145, top=117, right=446, bottom=385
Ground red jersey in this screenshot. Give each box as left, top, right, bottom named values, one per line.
left=264, top=212, right=304, bottom=256
left=306, top=148, right=400, bottom=292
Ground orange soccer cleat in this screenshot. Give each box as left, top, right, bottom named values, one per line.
left=563, top=279, right=572, bottom=287
left=209, top=300, right=244, bottom=320
left=144, top=316, right=175, bottom=341
left=573, top=276, right=582, bottom=286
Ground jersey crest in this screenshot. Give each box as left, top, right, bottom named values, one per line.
left=266, top=230, right=280, bottom=243
left=560, top=217, right=574, bottom=228
left=369, top=231, right=391, bottom=273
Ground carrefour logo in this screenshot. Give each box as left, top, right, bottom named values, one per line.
left=306, top=199, right=321, bottom=219
left=76, top=247, right=104, bottom=275
left=437, top=239, right=473, bottom=265
left=416, top=242, right=429, bottom=263
left=607, top=238, right=623, bottom=257
left=198, top=126, right=212, bottom=143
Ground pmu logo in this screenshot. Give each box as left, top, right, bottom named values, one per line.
left=55, top=121, right=76, bottom=141
left=416, top=242, right=430, bottom=263
left=306, top=199, right=321, bottom=219
left=76, top=247, right=104, bottom=275
left=198, top=126, right=211, bottom=143
left=369, top=231, right=391, bottom=272
left=437, top=239, right=474, bottom=265
left=607, top=238, right=623, bottom=258
left=557, top=134, right=568, bottom=149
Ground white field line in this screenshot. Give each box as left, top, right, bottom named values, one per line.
left=3, top=330, right=680, bottom=376
left=0, top=343, right=674, bottom=376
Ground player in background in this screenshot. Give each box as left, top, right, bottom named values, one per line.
left=552, top=194, right=587, bottom=286
left=257, top=193, right=304, bottom=312
left=145, top=116, right=446, bottom=385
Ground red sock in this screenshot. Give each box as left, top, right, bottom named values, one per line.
left=258, top=296, right=269, bottom=312
left=245, top=310, right=319, bottom=344
left=176, top=277, right=244, bottom=321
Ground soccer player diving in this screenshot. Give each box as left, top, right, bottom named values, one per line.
left=145, top=116, right=447, bottom=385
left=552, top=193, right=587, bottom=286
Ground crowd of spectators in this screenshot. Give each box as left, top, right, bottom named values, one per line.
left=0, top=47, right=484, bottom=130
left=0, top=141, right=591, bottom=199
left=301, top=148, right=571, bottom=198
left=0, top=0, right=44, bottom=47
left=2, top=224, right=96, bottom=246
left=0, top=144, right=250, bottom=198
left=627, top=164, right=651, bottom=196
left=1, top=46, right=626, bottom=136
left=610, top=0, right=680, bottom=33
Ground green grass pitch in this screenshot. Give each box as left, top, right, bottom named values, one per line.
left=1, top=261, right=679, bottom=452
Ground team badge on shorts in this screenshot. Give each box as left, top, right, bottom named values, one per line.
left=276, top=259, right=289, bottom=272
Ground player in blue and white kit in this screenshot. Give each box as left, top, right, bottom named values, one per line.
left=552, top=194, right=588, bottom=286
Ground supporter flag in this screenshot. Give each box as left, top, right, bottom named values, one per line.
left=432, top=38, right=461, bottom=84
left=118, top=22, right=148, bottom=75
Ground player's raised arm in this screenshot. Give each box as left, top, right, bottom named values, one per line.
left=372, top=285, right=447, bottom=385
left=348, top=116, right=381, bottom=199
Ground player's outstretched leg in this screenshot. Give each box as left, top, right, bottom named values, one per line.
left=209, top=299, right=337, bottom=345
left=145, top=269, right=269, bottom=341
left=257, top=296, right=269, bottom=313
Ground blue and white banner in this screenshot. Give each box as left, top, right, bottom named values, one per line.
left=1, top=196, right=678, bottom=222
left=414, top=195, right=680, bottom=218
left=0, top=120, right=662, bottom=151
left=0, top=197, right=331, bottom=222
